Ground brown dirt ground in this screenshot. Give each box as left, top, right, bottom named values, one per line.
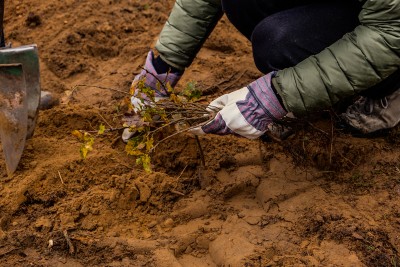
left=1, top=0, right=400, bottom=266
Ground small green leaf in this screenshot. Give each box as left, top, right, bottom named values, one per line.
left=181, top=81, right=201, bottom=100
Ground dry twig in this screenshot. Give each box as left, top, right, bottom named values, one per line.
left=63, top=230, right=75, bottom=254
left=170, top=190, right=185, bottom=196
left=58, top=171, right=64, bottom=185
left=195, top=136, right=205, bottom=167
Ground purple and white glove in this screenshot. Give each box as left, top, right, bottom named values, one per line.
left=190, top=72, right=287, bottom=139
left=123, top=50, right=182, bottom=142
left=130, top=50, right=182, bottom=111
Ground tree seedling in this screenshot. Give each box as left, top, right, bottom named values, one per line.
left=71, top=71, right=214, bottom=172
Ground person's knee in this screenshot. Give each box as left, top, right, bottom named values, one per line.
left=221, top=0, right=257, bottom=39
left=251, top=19, right=293, bottom=73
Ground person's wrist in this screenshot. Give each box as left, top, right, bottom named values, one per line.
left=247, top=72, right=287, bottom=120
left=270, top=72, right=286, bottom=112
left=153, top=55, right=183, bottom=75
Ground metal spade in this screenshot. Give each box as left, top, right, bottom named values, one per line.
left=0, top=64, right=28, bottom=175
left=0, top=0, right=41, bottom=175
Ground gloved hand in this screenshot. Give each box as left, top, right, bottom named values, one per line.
left=130, top=50, right=182, bottom=111
left=190, top=72, right=287, bottom=139
left=123, top=50, right=183, bottom=142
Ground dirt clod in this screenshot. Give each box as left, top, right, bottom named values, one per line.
left=26, top=12, right=41, bottom=27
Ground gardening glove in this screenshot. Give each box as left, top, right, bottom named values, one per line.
left=130, top=50, right=182, bottom=112
left=123, top=50, right=182, bottom=142
left=190, top=72, right=287, bottom=139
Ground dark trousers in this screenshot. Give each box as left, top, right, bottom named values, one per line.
left=221, top=0, right=400, bottom=99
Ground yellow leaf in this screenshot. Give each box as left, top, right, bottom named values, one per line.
left=78, top=133, right=94, bottom=159
left=141, top=154, right=152, bottom=173
left=98, top=124, right=106, bottom=135
left=80, top=136, right=94, bottom=159
left=136, top=126, right=146, bottom=133
left=169, top=93, right=180, bottom=104
left=142, top=112, right=153, bottom=123
left=130, top=81, right=138, bottom=95
left=126, top=149, right=144, bottom=156
left=125, top=140, right=144, bottom=156
left=80, top=146, right=90, bottom=159
left=166, top=82, right=174, bottom=93
left=145, top=137, right=154, bottom=151
left=72, top=130, right=83, bottom=141
left=136, top=143, right=145, bottom=150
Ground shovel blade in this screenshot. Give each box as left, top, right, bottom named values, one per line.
left=0, top=64, right=28, bottom=175
left=0, top=45, right=40, bottom=139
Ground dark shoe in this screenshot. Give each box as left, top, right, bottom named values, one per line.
left=39, top=91, right=59, bottom=110
left=341, top=89, right=400, bottom=134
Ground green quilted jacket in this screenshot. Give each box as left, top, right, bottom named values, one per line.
left=155, top=0, right=400, bottom=116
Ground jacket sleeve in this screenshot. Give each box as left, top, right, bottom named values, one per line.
left=155, top=0, right=223, bottom=70
left=273, top=0, right=400, bottom=116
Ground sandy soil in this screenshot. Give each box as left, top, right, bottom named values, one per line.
left=1, top=0, right=400, bottom=266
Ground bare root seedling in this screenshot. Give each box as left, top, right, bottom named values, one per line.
left=70, top=70, right=214, bottom=172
